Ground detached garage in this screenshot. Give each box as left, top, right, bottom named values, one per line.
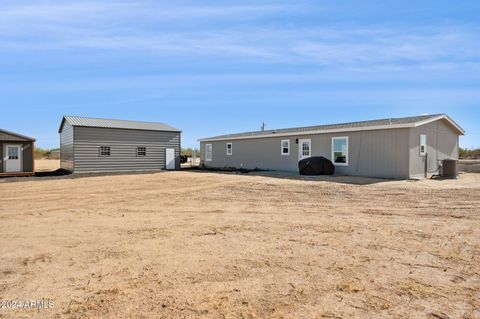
left=0, top=129, right=35, bottom=177
left=59, top=116, right=181, bottom=173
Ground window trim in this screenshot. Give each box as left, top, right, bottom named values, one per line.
left=137, top=146, right=147, bottom=157
left=205, top=144, right=213, bottom=161
left=281, top=139, right=290, bottom=156
left=226, top=142, right=233, bottom=156
left=420, top=134, right=427, bottom=156
left=331, top=136, right=349, bottom=166
left=99, top=146, right=111, bottom=157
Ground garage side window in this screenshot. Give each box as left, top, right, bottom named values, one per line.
left=206, top=144, right=213, bottom=161
left=332, top=137, right=348, bottom=166
left=420, top=134, right=427, bottom=156
left=226, top=143, right=233, bottom=156
left=281, top=139, right=290, bottom=155
left=99, top=146, right=111, bottom=156
left=137, top=147, right=146, bottom=156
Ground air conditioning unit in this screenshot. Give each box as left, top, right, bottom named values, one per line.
left=441, top=159, right=458, bottom=179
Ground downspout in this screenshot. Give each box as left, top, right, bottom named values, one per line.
left=436, top=121, right=439, bottom=166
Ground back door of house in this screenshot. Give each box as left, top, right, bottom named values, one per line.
left=166, top=148, right=175, bottom=170
left=5, top=144, right=22, bottom=172
left=298, top=139, right=311, bottom=160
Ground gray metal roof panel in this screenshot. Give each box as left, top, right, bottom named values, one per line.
left=60, top=116, right=181, bottom=133
left=200, top=114, right=453, bottom=140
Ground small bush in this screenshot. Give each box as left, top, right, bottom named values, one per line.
left=459, top=148, right=480, bottom=159
left=35, top=148, right=60, bottom=160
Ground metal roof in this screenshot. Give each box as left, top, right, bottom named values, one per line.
left=59, top=116, right=181, bottom=133
left=199, top=114, right=465, bottom=142
left=0, top=128, right=36, bottom=141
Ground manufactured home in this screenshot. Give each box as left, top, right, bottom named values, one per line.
left=0, top=129, right=35, bottom=177
left=199, top=114, right=465, bottom=179
left=59, top=116, right=181, bottom=173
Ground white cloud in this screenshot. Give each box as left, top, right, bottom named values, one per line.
left=0, top=1, right=478, bottom=71
left=0, top=1, right=302, bottom=25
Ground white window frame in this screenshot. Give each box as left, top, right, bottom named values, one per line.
left=205, top=144, right=212, bottom=161
left=226, top=142, right=233, bottom=156
left=99, top=146, right=111, bottom=157
left=137, top=146, right=147, bottom=157
left=331, top=136, right=349, bottom=166
left=281, top=139, right=290, bottom=156
left=420, top=134, right=427, bottom=156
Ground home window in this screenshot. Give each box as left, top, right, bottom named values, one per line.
left=137, top=147, right=146, bottom=156
left=99, top=146, right=111, bottom=156
left=281, top=139, right=290, bottom=155
left=420, top=134, right=427, bottom=156
left=206, top=144, right=212, bottom=161
left=226, top=143, right=232, bottom=156
left=332, top=137, right=348, bottom=166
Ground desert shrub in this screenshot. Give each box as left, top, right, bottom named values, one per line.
left=35, top=147, right=60, bottom=160
left=459, top=147, right=480, bottom=159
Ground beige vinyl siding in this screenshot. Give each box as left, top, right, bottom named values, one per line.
left=409, top=119, right=459, bottom=178
left=201, top=128, right=411, bottom=179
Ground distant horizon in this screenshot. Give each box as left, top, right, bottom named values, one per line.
left=1, top=1, right=479, bottom=149
left=2, top=108, right=478, bottom=150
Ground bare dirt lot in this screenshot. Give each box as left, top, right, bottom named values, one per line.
left=35, top=159, right=60, bottom=172
left=0, top=170, right=479, bottom=319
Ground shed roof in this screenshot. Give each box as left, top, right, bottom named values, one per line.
left=199, top=114, right=465, bottom=142
left=0, top=128, right=36, bottom=142
left=59, top=116, right=181, bottom=133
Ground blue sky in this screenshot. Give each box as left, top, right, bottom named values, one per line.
left=1, top=0, right=479, bottom=149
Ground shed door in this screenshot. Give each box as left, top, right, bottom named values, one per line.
left=5, top=145, right=22, bottom=172
left=166, top=148, right=175, bottom=170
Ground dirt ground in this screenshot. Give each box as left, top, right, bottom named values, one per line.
left=0, top=167, right=479, bottom=318
left=34, top=159, right=198, bottom=171
left=35, top=159, right=60, bottom=172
